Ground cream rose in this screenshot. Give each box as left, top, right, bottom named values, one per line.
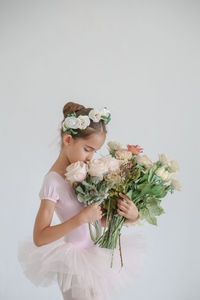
left=88, top=159, right=108, bottom=178
left=107, top=141, right=123, bottom=151
left=158, top=153, right=179, bottom=173
left=158, top=153, right=172, bottom=166
left=78, top=115, right=90, bottom=129
left=99, top=107, right=110, bottom=117
left=135, top=154, right=153, bottom=168
left=115, top=149, right=132, bottom=160
left=63, top=116, right=81, bottom=131
left=155, top=166, right=174, bottom=182
left=169, top=160, right=180, bottom=172
left=65, top=161, right=88, bottom=184
left=88, top=109, right=101, bottom=122
left=99, top=155, right=120, bottom=172
left=170, top=177, right=182, bottom=191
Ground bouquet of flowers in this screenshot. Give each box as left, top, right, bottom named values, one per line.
left=64, top=141, right=181, bottom=268
left=64, top=157, right=120, bottom=243
left=94, top=141, right=181, bottom=266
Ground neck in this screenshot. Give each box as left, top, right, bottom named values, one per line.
left=50, top=151, right=71, bottom=175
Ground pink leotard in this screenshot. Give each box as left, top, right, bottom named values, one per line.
left=39, top=171, right=100, bottom=248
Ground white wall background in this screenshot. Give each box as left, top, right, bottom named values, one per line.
left=0, top=0, right=199, bottom=299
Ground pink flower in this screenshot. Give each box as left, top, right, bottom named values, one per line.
left=135, top=154, right=153, bottom=168
left=88, top=159, right=109, bottom=178
left=99, top=155, right=120, bottom=172
left=65, top=161, right=88, bottom=184
left=127, top=144, right=143, bottom=155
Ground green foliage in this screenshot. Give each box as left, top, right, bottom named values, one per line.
left=101, top=114, right=111, bottom=125
left=101, top=161, right=172, bottom=227
left=74, top=175, right=115, bottom=205
left=74, top=154, right=175, bottom=255
left=109, top=149, right=117, bottom=157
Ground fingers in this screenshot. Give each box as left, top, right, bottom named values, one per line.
left=94, top=203, right=103, bottom=213
left=117, top=208, right=126, bottom=216
left=117, top=199, right=129, bottom=209
left=119, top=192, right=132, bottom=203
left=93, top=203, right=101, bottom=209
left=117, top=193, right=133, bottom=216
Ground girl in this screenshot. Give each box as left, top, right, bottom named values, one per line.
left=18, top=102, right=147, bottom=300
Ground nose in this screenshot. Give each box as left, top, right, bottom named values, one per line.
left=85, top=158, right=91, bottom=163
left=85, top=153, right=94, bottom=162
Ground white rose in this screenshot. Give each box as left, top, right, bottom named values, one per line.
left=88, top=159, right=109, bottom=178
left=158, top=153, right=180, bottom=173
left=99, top=155, right=120, bottom=172
left=99, top=107, right=110, bottom=117
left=170, top=177, right=182, bottom=191
left=155, top=166, right=174, bottom=182
left=88, top=109, right=101, bottom=122
left=115, top=149, right=132, bottom=160
left=65, top=161, right=88, bottom=184
left=169, top=160, right=180, bottom=172
left=107, top=141, right=123, bottom=151
left=158, top=153, right=172, bottom=166
left=78, top=115, right=90, bottom=129
left=135, top=154, right=153, bottom=168
left=63, top=116, right=81, bottom=130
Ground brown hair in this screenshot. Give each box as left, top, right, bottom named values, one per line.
left=60, top=101, right=108, bottom=148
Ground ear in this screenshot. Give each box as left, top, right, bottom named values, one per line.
left=63, top=134, right=73, bottom=145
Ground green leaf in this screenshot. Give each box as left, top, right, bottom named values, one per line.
left=91, top=176, right=102, bottom=185
left=138, top=183, right=152, bottom=194
left=146, top=199, right=165, bottom=216
left=151, top=184, right=164, bottom=196
left=127, top=189, right=133, bottom=200
left=140, top=207, right=157, bottom=225
left=75, top=185, right=84, bottom=194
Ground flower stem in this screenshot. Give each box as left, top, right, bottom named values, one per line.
left=119, top=232, right=123, bottom=268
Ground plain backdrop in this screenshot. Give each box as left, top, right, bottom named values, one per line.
left=0, top=0, right=199, bottom=299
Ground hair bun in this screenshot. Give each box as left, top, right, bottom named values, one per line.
left=63, top=101, right=85, bottom=118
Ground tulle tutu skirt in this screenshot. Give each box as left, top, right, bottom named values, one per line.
left=17, top=231, right=148, bottom=300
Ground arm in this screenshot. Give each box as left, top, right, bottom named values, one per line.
left=33, top=199, right=85, bottom=247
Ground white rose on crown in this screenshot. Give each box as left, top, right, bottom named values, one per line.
left=88, top=109, right=102, bottom=122
left=63, top=116, right=81, bottom=130
left=78, top=115, right=90, bottom=129
left=99, top=108, right=110, bottom=117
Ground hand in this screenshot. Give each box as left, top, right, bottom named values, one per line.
left=79, top=203, right=103, bottom=224
left=117, top=192, right=139, bottom=222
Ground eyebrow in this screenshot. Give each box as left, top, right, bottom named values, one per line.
left=85, top=145, right=96, bottom=150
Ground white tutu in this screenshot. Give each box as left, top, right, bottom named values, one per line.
left=17, top=231, right=148, bottom=300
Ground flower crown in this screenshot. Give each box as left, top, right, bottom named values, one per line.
left=62, top=107, right=111, bottom=135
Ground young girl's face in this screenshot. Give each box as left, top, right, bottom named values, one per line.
left=64, top=132, right=106, bottom=164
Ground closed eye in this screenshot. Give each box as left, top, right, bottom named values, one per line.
left=84, top=148, right=97, bottom=153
